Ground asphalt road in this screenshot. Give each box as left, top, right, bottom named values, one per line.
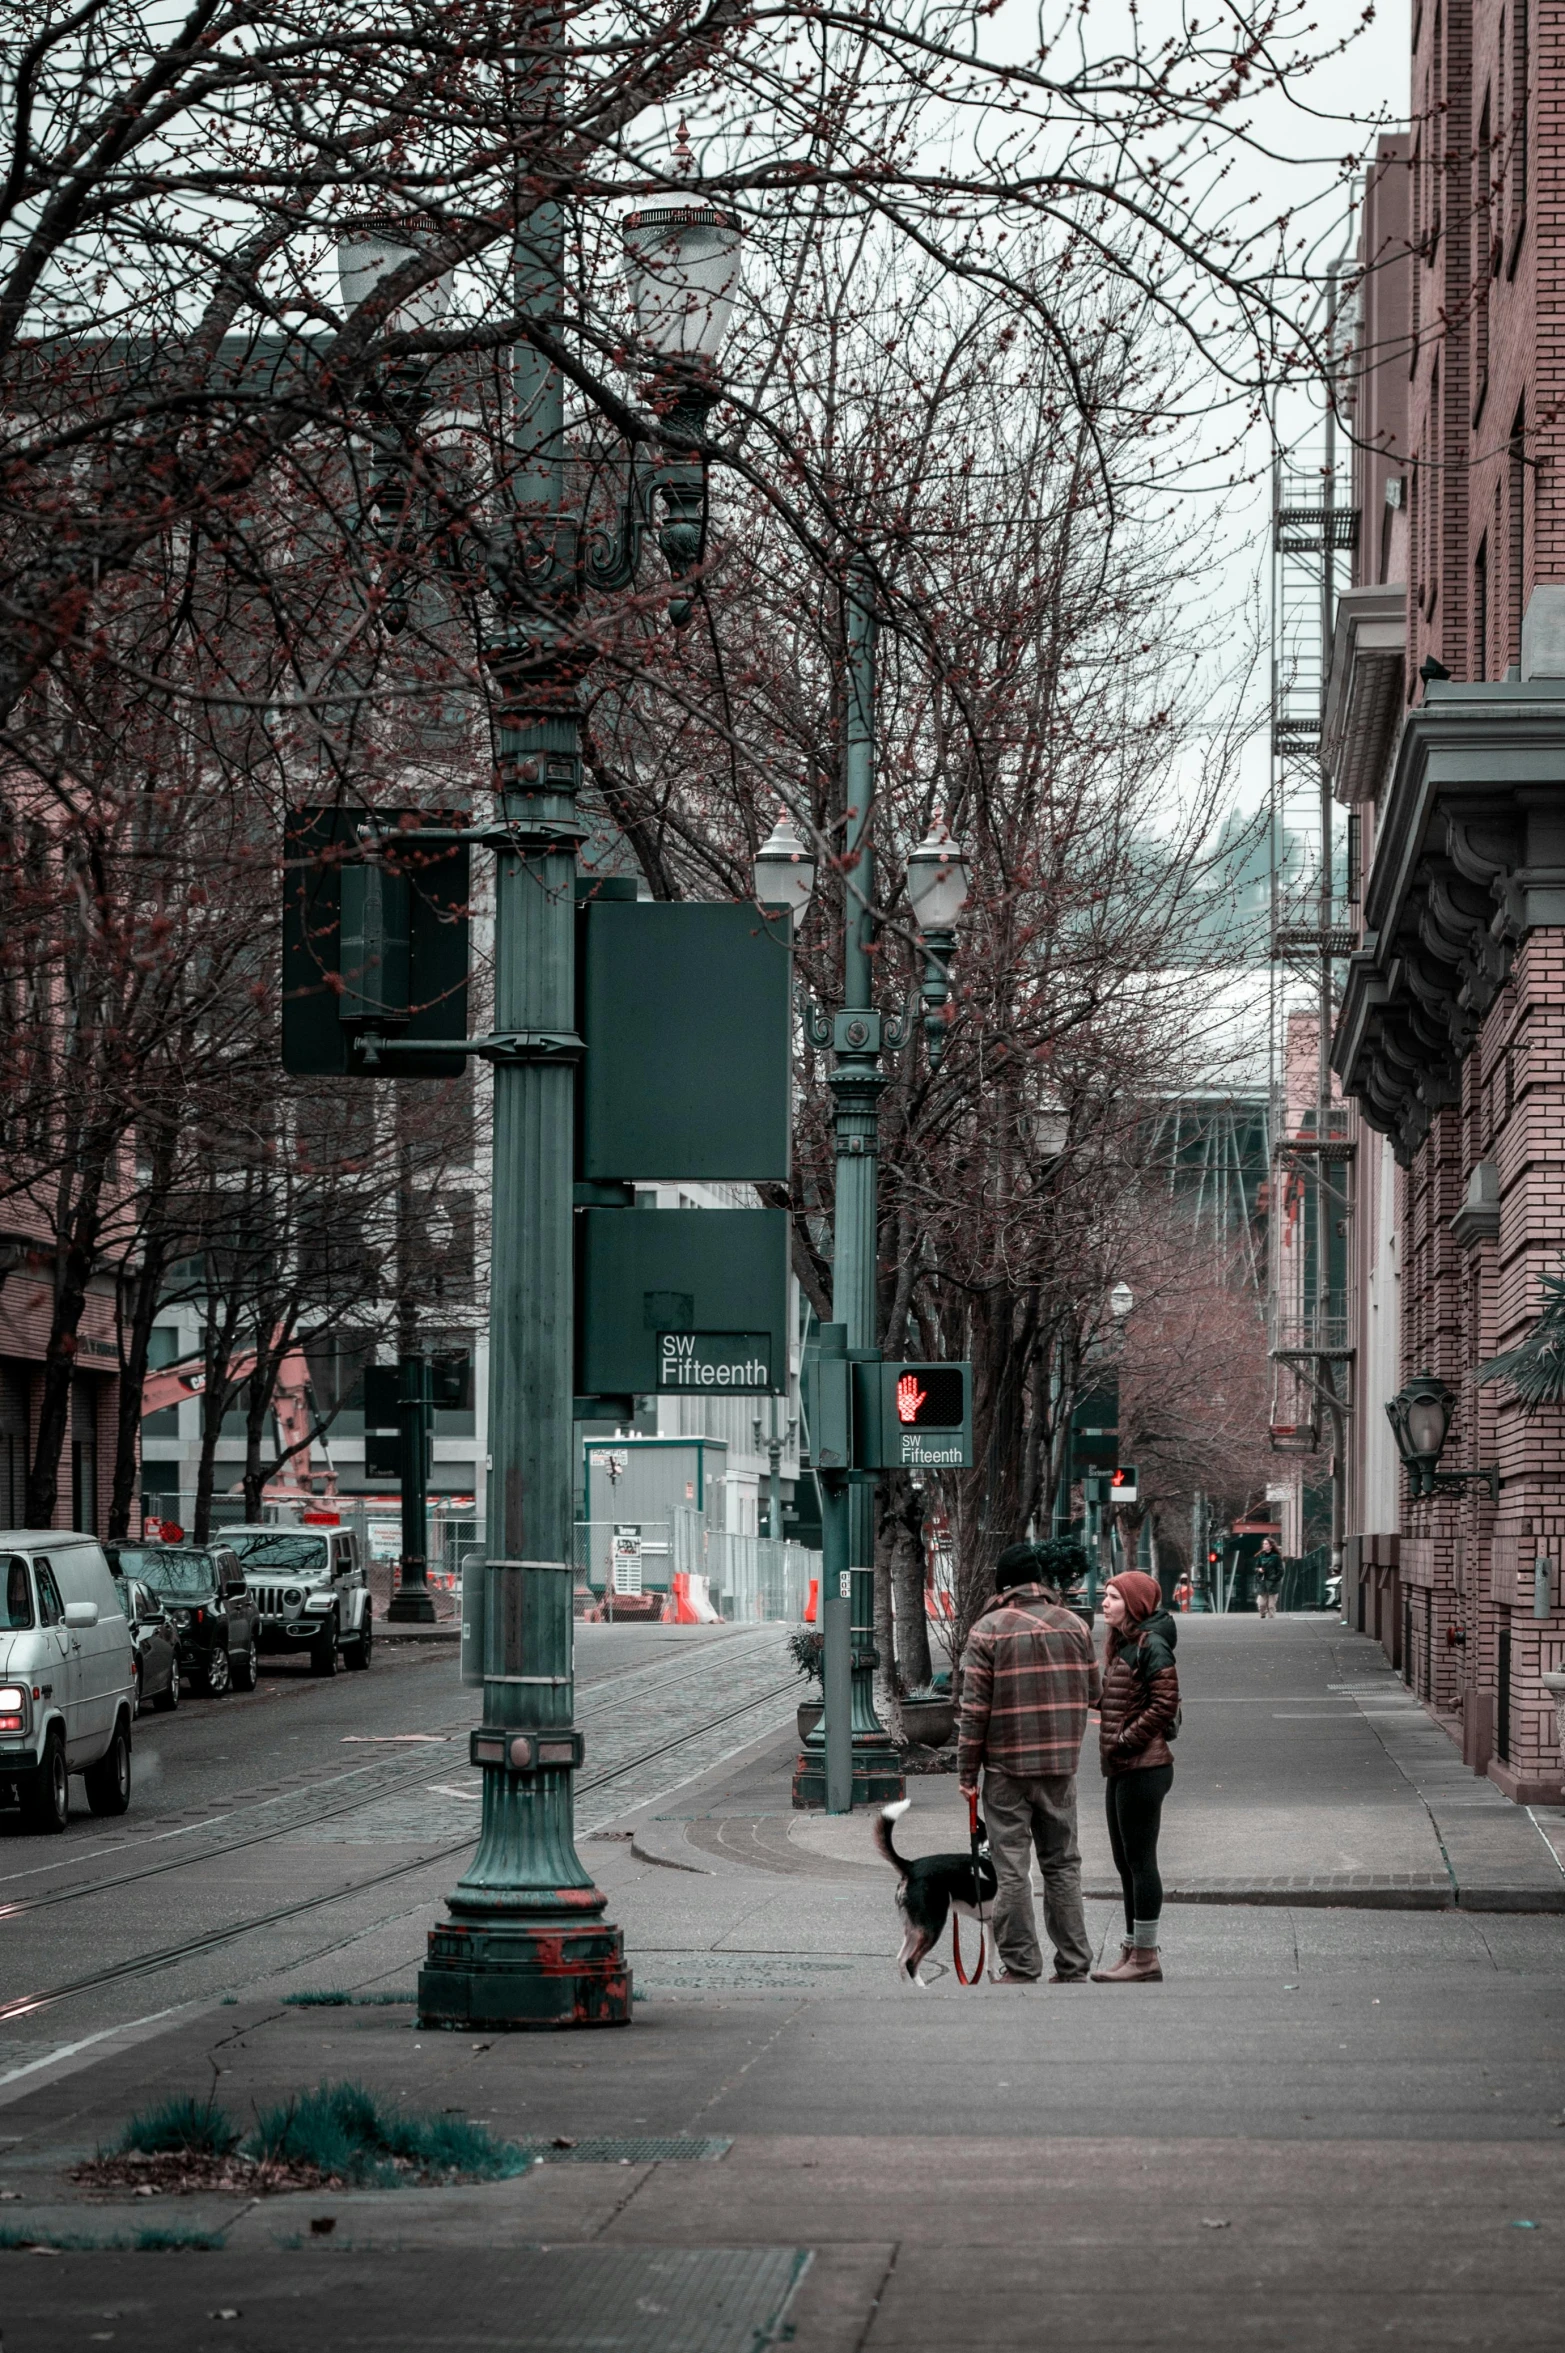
left=0, top=1622, right=798, bottom=2083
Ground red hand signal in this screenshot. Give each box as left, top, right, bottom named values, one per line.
left=896, top=1373, right=927, bottom=1425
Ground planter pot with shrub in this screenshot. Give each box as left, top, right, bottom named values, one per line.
left=900, top=1695, right=956, bottom=1748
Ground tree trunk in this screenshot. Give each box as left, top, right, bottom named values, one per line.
left=25, top=1151, right=110, bottom=1527
left=871, top=1503, right=905, bottom=1749
left=192, top=1284, right=243, bottom=1543
left=107, top=1123, right=180, bottom=1538
left=242, top=1380, right=269, bottom=1519
left=886, top=1471, right=933, bottom=1690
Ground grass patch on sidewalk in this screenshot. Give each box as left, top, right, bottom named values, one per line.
left=248, top=2081, right=529, bottom=2187
left=0, top=2226, right=225, bottom=2252
left=81, top=2080, right=531, bottom=2199
left=117, top=2095, right=239, bottom=2158
left=281, top=1990, right=413, bottom=2007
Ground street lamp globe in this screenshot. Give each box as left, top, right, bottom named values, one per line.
left=1405, top=1387, right=1451, bottom=1458
left=337, top=215, right=453, bottom=330
left=622, top=206, right=742, bottom=368
left=905, top=819, right=971, bottom=933
left=1033, top=1092, right=1069, bottom=1163
left=1110, top=1281, right=1134, bottom=1319
left=753, top=810, right=817, bottom=928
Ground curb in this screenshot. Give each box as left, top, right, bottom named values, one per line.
left=1079, top=1878, right=1457, bottom=1911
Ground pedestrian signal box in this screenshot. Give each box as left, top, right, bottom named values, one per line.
left=853, top=1361, right=973, bottom=1470
left=1110, top=1465, right=1139, bottom=1504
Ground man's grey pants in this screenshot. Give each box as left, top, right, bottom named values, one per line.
left=981, top=1767, right=1092, bottom=1981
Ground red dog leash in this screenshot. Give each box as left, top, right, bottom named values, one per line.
left=951, top=1786, right=986, bottom=1985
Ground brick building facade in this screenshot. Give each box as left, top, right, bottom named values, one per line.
left=0, top=1215, right=121, bottom=1538
left=1330, top=6, right=1565, bottom=1800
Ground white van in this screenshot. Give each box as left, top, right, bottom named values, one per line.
left=0, top=1532, right=136, bottom=1832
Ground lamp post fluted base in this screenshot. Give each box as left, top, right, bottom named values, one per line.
left=418, top=1914, right=631, bottom=2030
left=790, top=1729, right=904, bottom=1810
left=387, top=1581, right=437, bottom=1624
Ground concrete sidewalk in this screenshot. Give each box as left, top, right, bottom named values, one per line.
left=638, top=1616, right=1565, bottom=1911
left=4, top=1617, right=1565, bottom=2350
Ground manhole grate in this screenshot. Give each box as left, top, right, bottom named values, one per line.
left=520, top=2134, right=733, bottom=2163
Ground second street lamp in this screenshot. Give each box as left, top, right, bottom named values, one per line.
left=760, top=577, right=973, bottom=1811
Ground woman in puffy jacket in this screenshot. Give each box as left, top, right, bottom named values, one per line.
left=1092, top=1569, right=1179, bottom=1984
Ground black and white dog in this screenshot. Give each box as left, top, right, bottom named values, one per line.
left=874, top=1797, right=998, bottom=1983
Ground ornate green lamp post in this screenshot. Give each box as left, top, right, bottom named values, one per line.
left=768, top=576, right=970, bottom=1811
left=413, top=199, right=743, bottom=2027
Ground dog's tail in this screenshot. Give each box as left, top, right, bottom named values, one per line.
left=874, top=1796, right=912, bottom=1877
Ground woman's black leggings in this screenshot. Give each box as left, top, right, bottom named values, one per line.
left=1105, top=1764, right=1174, bottom=1936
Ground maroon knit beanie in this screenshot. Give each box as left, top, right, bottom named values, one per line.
left=1106, top=1570, right=1162, bottom=1623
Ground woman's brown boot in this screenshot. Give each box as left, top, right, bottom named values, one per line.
left=1091, top=1946, right=1163, bottom=1983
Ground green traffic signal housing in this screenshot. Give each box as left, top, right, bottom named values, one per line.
left=282, top=807, right=470, bottom=1077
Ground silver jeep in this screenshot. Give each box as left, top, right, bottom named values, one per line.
left=220, top=1524, right=372, bottom=1674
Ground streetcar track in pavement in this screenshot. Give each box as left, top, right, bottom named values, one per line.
left=0, top=1630, right=788, bottom=1913
left=0, top=1676, right=799, bottom=2023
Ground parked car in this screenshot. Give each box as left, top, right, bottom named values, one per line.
left=111, top=1572, right=180, bottom=1715
left=0, top=1532, right=136, bottom=1832
left=108, top=1544, right=260, bottom=1697
left=219, top=1524, right=372, bottom=1673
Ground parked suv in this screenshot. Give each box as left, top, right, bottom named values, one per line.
left=0, top=1533, right=136, bottom=1833
left=219, top=1524, right=371, bottom=1674
left=109, top=1544, right=260, bottom=1697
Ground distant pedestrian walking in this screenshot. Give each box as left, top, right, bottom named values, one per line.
left=956, top=1540, right=1100, bottom=1984
left=1254, top=1538, right=1284, bottom=1619
left=1092, top=1570, right=1180, bottom=1985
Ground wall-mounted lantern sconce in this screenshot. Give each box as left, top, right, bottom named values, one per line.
left=1385, top=1374, right=1498, bottom=1501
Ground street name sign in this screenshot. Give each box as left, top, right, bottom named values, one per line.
left=575, top=1207, right=789, bottom=1399
left=655, top=1332, right=773, bottom=1390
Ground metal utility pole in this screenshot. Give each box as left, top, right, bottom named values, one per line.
left=388, top=1354, right=433, bottom=1619
left=1315, top=260, right=1349, bottom=1602
left=388, top=1131, right=435, bottom=1624
left=753, top=1398, right=795, bottom=1541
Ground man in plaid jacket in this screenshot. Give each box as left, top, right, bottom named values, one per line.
left=957, top=1540, right=1101, bottom=1984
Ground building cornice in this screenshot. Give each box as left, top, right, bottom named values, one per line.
left=1333, top=679, right=1565, bottom=1162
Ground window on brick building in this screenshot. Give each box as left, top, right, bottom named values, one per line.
left=1473, top=92, right=1492, bottom=424
left=1509, top=402, right=1526, bottom=672
left=1508, top=2, right=1530, bottom=276
left=1474, top=536, right=1488, bottom=681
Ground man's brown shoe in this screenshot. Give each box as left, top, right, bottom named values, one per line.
left=993, top=1969, right=1038, bottom=1984
left=1049, top=1971, right=1089, bottom=1984
left=1090, top=1947, right=1163, bottom=1983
